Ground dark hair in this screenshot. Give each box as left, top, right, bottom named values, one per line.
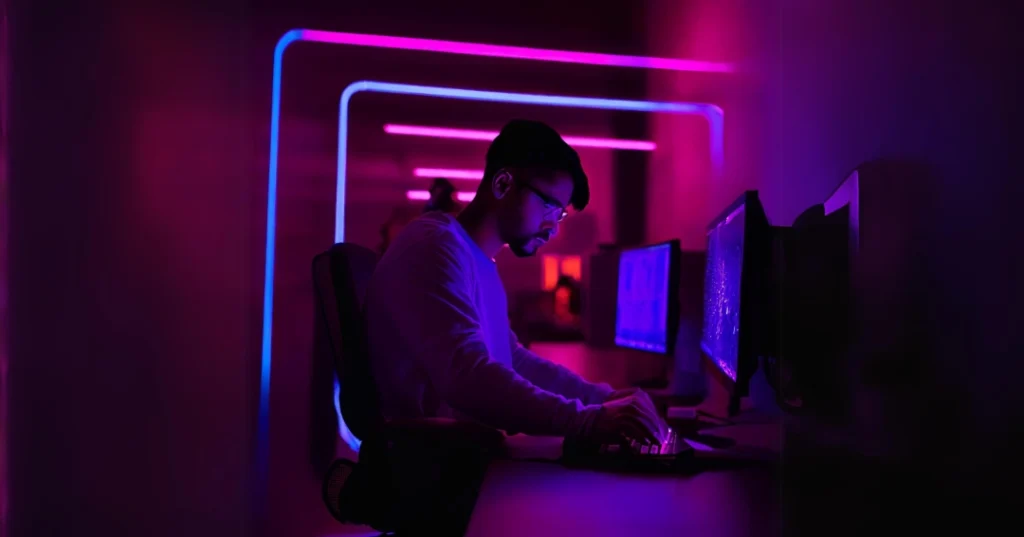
left=483, top=119, right=589, bottom=211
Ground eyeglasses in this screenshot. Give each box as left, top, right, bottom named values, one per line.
left=518, top=182, right=569, bottom=223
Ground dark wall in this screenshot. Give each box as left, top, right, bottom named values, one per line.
left=7, top=3, right=256, bottom=536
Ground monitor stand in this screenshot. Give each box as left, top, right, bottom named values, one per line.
left=658, top=365, right=782, bottom=461
left=661, top=360, right=780, bottom=451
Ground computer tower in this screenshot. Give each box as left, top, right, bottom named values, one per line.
left=583, top=246, right=620, bottom=348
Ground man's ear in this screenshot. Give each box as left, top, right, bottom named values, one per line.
left=492, top=169, right=514, bottom=200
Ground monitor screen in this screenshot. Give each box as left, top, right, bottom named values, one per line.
left=615, top=242, right=673, bottom=353
left=701, top=203, right=746, bottom=381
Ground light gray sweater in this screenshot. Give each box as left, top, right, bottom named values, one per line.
left=365, top=212, right=612, bottom=436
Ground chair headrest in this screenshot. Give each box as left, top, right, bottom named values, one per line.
left=324, top=243, right=378, bottom=309
left=312, top=242, right=382, bottom=442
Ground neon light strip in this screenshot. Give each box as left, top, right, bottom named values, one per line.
left=299, top=29, right=733, bottom=73
left=262, top=28, right=728, bottom=477
left=337, top=81, right=723, bottom=243
left=413, top=167, right=483, bottom=180
left=407, top=189, right=476, bottom=202
left=405, top=190, right=431, bottom=200
left=385, top=124, right=657, bottom=151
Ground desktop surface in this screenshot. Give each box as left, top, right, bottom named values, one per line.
left=465, top=458, right=780, bottom=537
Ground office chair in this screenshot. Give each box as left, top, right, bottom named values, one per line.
left=313, top=243, right=505, bottom=534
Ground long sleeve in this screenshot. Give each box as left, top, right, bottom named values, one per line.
left=393, top=237, right=602, bottom=437
left=509, top=331, right=614, bottom=405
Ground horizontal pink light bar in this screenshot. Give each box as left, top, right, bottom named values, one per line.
left=405, top=190, right=431, bottom=200
left=300, top=30, right=733, bottom=74
left=406, top=190, right=476, bottom=202
left=413, top=168, right=483, bottom=180
left=384, top=124, right=656, bottom=151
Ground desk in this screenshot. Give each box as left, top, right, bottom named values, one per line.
left=463, top=342, right=783, bottom=536
left=465, top=459, right=780, bottom=537
left=464, top=421, right=781, bottom=537
left=460, top=342, right=991, bottom=536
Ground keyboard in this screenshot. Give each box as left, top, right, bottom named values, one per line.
left=598, top=427, right=687, bottom=456
left=562, top=427, right=694, bottom=473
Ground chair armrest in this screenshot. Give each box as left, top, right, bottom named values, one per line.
left=379, top=417, right=506, bottom=453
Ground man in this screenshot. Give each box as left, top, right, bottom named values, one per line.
left=366, top=119, right=665, bottom=443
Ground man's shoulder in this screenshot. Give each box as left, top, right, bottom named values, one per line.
left=382, top=213, right=472, bottom=265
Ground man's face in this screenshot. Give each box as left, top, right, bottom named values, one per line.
left=496, top=170, right=573, bottom=258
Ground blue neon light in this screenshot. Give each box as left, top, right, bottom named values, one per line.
left=256, top=29, right=303, bottom=500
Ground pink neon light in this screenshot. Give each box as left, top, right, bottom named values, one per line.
left=299, top=30, right=732, bottom=74
left=405, top=190, right=431, bottom=200
left=413, top=168, right=483, bottom=180
left=384, top=124, right=657, bottom=151
left=406, top=190, right=476, bottom=202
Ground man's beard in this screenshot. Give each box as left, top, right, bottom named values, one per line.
left=507, top=236, right=541, bottom=258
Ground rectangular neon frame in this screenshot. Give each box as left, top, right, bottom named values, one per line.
left=261, top=28, right=728, bottom=480
left=385, top=124, right=657, bottom=151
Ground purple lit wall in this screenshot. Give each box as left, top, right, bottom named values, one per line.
left=7, top=5, right=254, bottom=537
left=645, top=0, right=754, bottom=250
left=648, top=0, right=1021, bottom=504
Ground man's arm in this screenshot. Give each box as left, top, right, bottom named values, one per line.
left=394, top=236, right=602, bottom=437
left=509, top=331, right=614, bottom=405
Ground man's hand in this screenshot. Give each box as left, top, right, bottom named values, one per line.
left=591, top=390, right=668, bottom=445
left=605, top=387, right=657, bottom=415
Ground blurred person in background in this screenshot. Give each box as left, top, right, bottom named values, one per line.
left=423, top=178, right=461, bottom=215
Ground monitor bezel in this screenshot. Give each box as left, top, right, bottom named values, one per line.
left=612, top=239, right=682, bottom=356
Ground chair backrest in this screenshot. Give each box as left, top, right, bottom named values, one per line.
left=312, top=243, right=382, bottom=442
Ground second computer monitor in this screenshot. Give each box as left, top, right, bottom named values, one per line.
left=614, top=239, right=681, bottom=354
left=701, top=191, right=771, bottom=403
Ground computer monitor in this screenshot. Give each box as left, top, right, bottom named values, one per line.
left=763, top=171, right=856, bottom=418
left=700, top=191, right=771, bottom=415
left=614, top=239, right=681, bottom=354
